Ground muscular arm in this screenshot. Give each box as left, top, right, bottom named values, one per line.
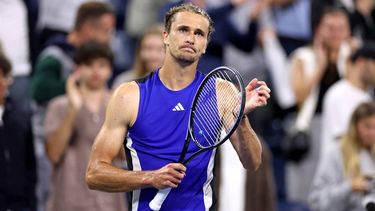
left=86, top=82, right=186, bottom=192
left=228, top=79, right=270, bottom=170
left=230, top=116, right=262, bottom=170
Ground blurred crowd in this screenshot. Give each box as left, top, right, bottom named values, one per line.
left=0, top=0, right=375, bottom=211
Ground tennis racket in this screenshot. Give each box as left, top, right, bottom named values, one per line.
left=149, top=66, right=246, bottom=210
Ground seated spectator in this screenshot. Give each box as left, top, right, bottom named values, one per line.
left=0, top=51, right=36, bottom=211
left=44, top=41, right=126, bottom=211
left=112, top=25, right=165, bottom=89
left=309, top=101, right=375, bottom=211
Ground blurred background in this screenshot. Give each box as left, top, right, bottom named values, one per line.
left=0, top=0, right=375, bottom=210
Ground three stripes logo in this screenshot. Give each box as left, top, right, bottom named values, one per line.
left=172, top=103, right=185, bottom=111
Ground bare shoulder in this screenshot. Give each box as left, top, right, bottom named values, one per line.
left=113, top=81, right=139, bottom=100
left=47, top=95, right=69, bottom=109
left=107, top=81, right=140, bottom=127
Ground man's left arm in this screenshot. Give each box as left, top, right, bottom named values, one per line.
left=230, top=79, right=270, bottom=170
left=230, top=116, right=262, bottom=170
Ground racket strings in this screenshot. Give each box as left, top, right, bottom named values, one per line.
left=193, top=79, right=222, bottom=145
left=192, top=71, right=242, bottom=148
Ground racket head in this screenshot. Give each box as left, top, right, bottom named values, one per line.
left=188, top=66, right=245, bottom=150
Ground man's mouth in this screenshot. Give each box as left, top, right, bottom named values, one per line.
left=180, top=45, right=196, bottom=53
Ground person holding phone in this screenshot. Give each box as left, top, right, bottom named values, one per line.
left=44, top=41, right=126, bottom=211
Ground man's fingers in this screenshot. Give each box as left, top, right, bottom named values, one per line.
left=164, top=175, right=183, bottom=186
left=246, top=78, right=258, bottom=92
left=167, top=163, right=186, bottom=173
left=257, top=90, right=271, bottom=99
left=258, top=96, right=268, bottom=106
left=256, top=81, right=271, bottom=93
left=157, top=163, right=187, bottom=189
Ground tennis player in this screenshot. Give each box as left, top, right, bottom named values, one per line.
left=86, top=3, right=270, bottom=210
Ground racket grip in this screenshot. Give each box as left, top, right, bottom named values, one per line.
left=149, top=188, right=172, bottom=211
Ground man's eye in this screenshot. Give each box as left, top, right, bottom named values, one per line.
left=195, top=32, right=204, bottom=37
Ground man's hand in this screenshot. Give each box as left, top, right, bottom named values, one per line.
left=150, top=163, right=186, bottom=189
left=66, top=71, right=83, bottom=112
left=243, top=78, right=271, bottom=114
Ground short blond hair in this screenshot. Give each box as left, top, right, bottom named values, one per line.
left=164, top=3, right=214, bottom=41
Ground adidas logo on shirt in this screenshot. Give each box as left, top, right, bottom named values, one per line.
left=172, top=103, right=185, bottom=111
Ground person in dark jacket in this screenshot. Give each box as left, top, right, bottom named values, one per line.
left=0, top=51, right=37, bottom=211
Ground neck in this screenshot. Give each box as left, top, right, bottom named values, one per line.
left=328, top=48, right=339, bottom=63
left=159, top=55, right=198, bottom=91
left=80, top=84, right=106, bottom=97
left=79, top=85, right=107, bottom=113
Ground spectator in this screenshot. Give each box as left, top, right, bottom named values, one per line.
left=30, top=2, right=115, bottom=210
left=112, top=24, right=165, bottom=89
left=287, top=7, right=352, bottom=204
left=321, top=43, right=375, bottom=158
left=309, top=101, right=375, bottom=211
left=37, top=0, right=110, bottom=48
left=0, top=51, right=37, bottom=211
left=32, top=1, right=115, bottom=104
left=44, top=41, right=126, bottom=211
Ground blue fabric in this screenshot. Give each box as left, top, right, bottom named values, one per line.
left=127, top=69, right=218, bottom=210
left=273, top=0, right=312, bottom=40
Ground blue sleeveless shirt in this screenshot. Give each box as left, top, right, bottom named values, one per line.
left=125, top=70, right=217, bottom=211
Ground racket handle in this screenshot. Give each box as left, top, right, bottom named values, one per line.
left=149, top=188, right=172, bottom=211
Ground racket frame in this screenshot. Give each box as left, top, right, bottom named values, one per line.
left=178, top=66, right=245, bottom=165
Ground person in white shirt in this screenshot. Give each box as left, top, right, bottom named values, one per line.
left=321, top=43, right=375, bottom=158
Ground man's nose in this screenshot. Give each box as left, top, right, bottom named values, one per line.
left=185, top=32, right=195, bottom=44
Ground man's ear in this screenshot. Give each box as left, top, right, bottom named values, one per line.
left=163, top=31, right=169, bottom=46
left=202, top=43, right=207, bottom=54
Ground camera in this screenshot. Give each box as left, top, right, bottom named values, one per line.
left=363, top=179, right=375, bottom=211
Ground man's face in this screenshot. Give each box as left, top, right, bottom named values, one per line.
left=88, top=14, right=115, bottom=44
left=0, top=70, right=11, bottom=101
left=78, top=58, right=112, bottom=90
left=319, top=14, right=350, bottom=50
left=163, top=11, right=209, bottom=65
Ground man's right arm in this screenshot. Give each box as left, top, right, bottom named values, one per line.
left=86, top=82, right=186, bottom=192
